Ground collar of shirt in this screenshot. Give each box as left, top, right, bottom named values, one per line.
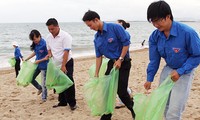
left=49, top=29, right=63, bottom=39
left=97, top=22, right=107, bottom=36
left=158, top=21, right=178, bottom=40
left=37, top=38, right=44, bottom=46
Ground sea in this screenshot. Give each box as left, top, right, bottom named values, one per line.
left=1, top=21, right=200, bottom=69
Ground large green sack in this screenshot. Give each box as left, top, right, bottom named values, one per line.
left=84, top=63, right=119, bottom=116
left=16, top=61, right=37, bottom=87
left=46, top=59, right=73, bottom=94
left=8, top=58, right=16, bottom=67
left=88, top=58, right=109, bottom=77
left=133, top=76, right=174, bottom=120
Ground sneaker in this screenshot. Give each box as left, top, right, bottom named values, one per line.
left=52, top=103, right=67, bottom=108
left=115, top=102, right=125, bottom=109
left=70, top=105, right=77, bottom=110
left=100, top=114, right=112, bottom=120
left=37, top=89, right=42, bottom=95
left=115, top=97, right=125, bottom=109
left=40, top=99, right=46, bottom=104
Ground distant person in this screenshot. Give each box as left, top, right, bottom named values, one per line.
left=117, top=19, right=131, bottom=41
left=82, top=10, right=135, bottom=120
left=25, top=30, right=49, bottom=103
left=45, top=18, right=77, bottom=110
left=141, top=40, right=145, bottom=47
left=144, top=1, right=200, bottom=120
left=116, top=19, right=132, bottom=109
left=12, top=41, right=23, bottom=77
left=117, top=19, right=130, bottom=30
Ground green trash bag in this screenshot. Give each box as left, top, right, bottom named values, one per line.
left=88, top=58, right=109, bottom=77
left=84, top=66, right=119, bottom=116
left=46, top=59, right=73, bottom=94
left=133, top=76, right=174, bottom=120
left=8, top=58, right=16, bottom=67
left=16, top=61, right=37, bottom=87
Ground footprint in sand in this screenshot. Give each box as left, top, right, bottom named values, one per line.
left=10, top=99, right=20, bottom=101
left=10, top=91, right=20, bottom=97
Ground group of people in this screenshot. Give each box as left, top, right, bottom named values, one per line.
left=13, top=18, right=77, bottom=109
left=12, top=1, right=200, bottom=120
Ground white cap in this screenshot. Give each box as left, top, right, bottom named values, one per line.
left=12, top=41, right=18, bottom=46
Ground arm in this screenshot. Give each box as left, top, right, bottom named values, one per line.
left=173, top=30, right=200, bottom=81
left=113, top=25, right=131, bottom=69
left=114, top=45, right=129, bottom=69
left=25, top=52, right=36, bottom=61
left=19, top=50, right=24, bottom=61
left=144, top=35, right=161, bottom=90
left=34, top=56, right=49, bottom=64
left=95, top=56, right=103, bottom=77
left=47, top=50, right=52, bottom=57
left=172, top=55, right=200, bottom=82
left=61, top=50, right=69, bottom=73
left=61, top=32, right=72, bottom=73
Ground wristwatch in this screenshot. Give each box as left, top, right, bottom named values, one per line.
left=119, top=56, right=124, bottom=62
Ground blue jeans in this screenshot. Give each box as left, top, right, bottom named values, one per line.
left=40, top=70, right=47, bottom=100
left=159, top=66, right=194, bottom=120
left=31, top=68, right=47, bottom=100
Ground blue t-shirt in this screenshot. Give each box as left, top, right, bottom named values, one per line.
left=94, top=22, right=130, bottom=59
left=147, top=21, right=200, bottom=82
left=34, top=38, right=48, bottom=70
left=14, top=46, right=23, bottom=60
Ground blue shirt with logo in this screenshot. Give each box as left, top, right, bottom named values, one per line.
left=147, top=21, right=200, bottom=82
left=14, top=46, right=23, bottom=60
left=94, top=22, right=130, bottom=59
left=34, top=38, right=48, bottom=70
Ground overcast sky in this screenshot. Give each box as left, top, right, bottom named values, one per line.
left=0, top=0, right=200, bottom=23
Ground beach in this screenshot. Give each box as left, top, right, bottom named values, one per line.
left=0, top=48, right=199, bottom=120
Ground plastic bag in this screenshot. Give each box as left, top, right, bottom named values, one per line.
left=46, top=59, right=73, bottom=94
left=84, top=61, right=119, bottom=116
left=16, top=61, right=37, bottom=87
left=133, top=76, right=174, bottom=120
left=88, top=58, right=109, bottom=77
left=8, top=58, right=16, bottom=67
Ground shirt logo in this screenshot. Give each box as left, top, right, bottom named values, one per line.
left=108, top=38, right=114, bottom=43
left=39, top=50, right=44, bottom=53
left=173, top=48, right=180, bottom=53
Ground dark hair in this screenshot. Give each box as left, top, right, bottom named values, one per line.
left=82, top=10, right=100, bottom=21
left=46, top=18, right=58, bottom=26
left=118, top=19, right=130, bottom=29
left=29, top=29, right=41, bottom=51
left=147, top=1, right=173, bottom=22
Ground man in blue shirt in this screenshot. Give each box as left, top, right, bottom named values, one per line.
left=82, top=10, right=135, bottom=120
left=144, top=1, right=200, bottom=120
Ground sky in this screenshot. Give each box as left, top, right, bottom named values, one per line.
left=0, top=0, right=200, bottom=23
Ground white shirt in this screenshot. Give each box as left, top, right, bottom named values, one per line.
left=46, top=29, right=72, bottom=67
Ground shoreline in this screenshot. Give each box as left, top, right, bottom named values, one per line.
left=0, top=47, right=148, bottom=72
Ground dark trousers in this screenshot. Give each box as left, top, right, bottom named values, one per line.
left=31, top=67, right=42, bottom=90
left=15, top=58, right=21, bottom=77
left=58, top=58, right=76, bottom=107
left=101, top=59, right=135, bottom=120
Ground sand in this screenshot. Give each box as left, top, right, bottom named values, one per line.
left=0, top=48, right=199, bottom=120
